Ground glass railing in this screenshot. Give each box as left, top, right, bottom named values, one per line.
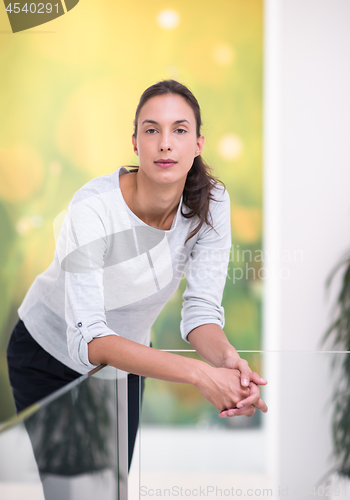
left=0, top=364, right=132, bottom=500
left=2, top=353, right=350, bottom=500
left=137, top=352, right=350, bottom=500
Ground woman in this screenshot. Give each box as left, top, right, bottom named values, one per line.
left=7, top=79, right=267, bottom=468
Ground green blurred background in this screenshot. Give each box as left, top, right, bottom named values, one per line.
left=0, top=0, right=263, bottom=423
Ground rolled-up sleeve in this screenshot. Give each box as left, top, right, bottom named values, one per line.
left=58, top=193, right=119, bottom=369
left=180, top=188, right=231, bottom=342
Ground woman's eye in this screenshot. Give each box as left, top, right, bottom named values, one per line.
left=175, top=128, right=186, bottom=134
left=146, top=128, right=157, bottom=134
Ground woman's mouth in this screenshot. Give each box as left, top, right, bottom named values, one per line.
left=154, top=158, right=177, bottom=168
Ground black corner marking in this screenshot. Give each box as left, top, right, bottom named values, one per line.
left=64, top=0, right=79, bottom=12
left=3, top=0, right=80, bottom=33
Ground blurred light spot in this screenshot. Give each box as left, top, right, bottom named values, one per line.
left=30, top=215, right=43, bottom=228
left=49, top=160, right=62, bottom=176
left=184, top=37, right=227, bottom=84
left=16, top=218, right=31, bottom=236
left=16, top=215, right=43, bottom=235
left=250, top=279, right=263, bottom=297
left=157, top=9, right=180, bottom=30
left=218, top=134, right=243, bottom=160
left=213, top=44, right=235, bottom=66
left=0, top=146, right=44, bottom=202
left=231, top=206, right=262, bottom=243
left=166, top=66, right=180, bottom=79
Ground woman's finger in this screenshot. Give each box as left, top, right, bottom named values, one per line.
left=236, top=358, right=252, bottom=387
left=219, top=405, right=256, bottom=418
left=250, top=371, right=267, bottom=386
left=235, top=383, right=268, bottom=412
left=254, top=398, right=268, bottom=413
left=235, top=382, right=260, bottom=406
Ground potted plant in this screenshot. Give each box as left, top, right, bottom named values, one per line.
left=323, top=250, right=350, bottom=478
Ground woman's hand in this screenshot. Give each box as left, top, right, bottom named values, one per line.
left=188, top=324, right=267, bottom=384
left=218, top=382, right=268, bottom=417
left=194, top=364, right=265, bottom=418
left=220, top=352, right=268, bottom=417
left=221, top=351, right=267, bottom=389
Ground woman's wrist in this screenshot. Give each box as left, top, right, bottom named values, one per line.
left=219, top=345, right=241, bottom=369
left=188, top=357, right=211, bottom=388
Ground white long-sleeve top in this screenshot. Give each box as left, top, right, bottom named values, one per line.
left=18, top=167, right=231, bottom=374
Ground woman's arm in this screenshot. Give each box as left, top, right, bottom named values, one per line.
left=88, top=335, right=260, bottom=417
left=188, top=324, right=266, bottom=384
left=178, top=188, right=267, bottom=416
left=187, top=324, right=268, bottom=416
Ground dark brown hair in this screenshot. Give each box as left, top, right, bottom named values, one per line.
left=132, top=79, right=224, bottom=242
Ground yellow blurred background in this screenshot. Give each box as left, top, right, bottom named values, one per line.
left=0, top=0, right=263, bottom=423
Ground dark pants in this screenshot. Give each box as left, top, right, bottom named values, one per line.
left=7, top=319, right=144, bottom=470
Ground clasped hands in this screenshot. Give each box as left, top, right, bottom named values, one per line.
left=196, top=355, right=268, bottom=419
left=218, top=356, right=268, bottom=418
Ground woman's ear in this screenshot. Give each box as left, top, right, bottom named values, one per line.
left=132, top=135, right=138, bottom=156
left=195, top=135, right=205, bottom=157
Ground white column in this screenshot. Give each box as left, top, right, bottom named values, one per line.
left=263, top=0, right=350, bottom=492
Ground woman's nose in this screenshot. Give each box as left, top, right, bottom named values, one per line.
left=159, top=133, right=172, bottom=151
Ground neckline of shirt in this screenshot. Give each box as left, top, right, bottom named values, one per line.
left=115, top=166, right=183, bottom=233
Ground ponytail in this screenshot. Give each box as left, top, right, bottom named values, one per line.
left=182, top=156, right=224, bottom=242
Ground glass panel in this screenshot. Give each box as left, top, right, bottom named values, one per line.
left=139, top=352, right=350, bottom=499
left=0, top=365, right=131, bottom=500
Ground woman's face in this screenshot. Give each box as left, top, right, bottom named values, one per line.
left=132, top=93, right=204, bottom=188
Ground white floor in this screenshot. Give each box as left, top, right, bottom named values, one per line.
left=0, top=424, right=271, bottom=499
left=129, top=426, right=273, bottom=499
left=5, top=425, right=347, bottom=500
left=0, top=423, right=45, bottom=500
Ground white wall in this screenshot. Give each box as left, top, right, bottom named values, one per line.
left=264, top=0, right=350, bottom=493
